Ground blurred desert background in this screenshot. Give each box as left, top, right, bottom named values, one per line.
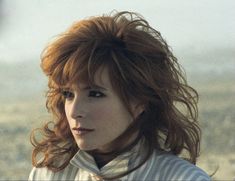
left=0, top=0, right=234, bottom=180
left=1, top=52, right=234, bottom=180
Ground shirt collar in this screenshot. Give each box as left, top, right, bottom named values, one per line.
left=70, top=139, right=144, bottom=178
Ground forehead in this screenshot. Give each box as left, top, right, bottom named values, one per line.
left=69, top=66, right=112, bottom=90
left=93, top=66, right=110, bottom=86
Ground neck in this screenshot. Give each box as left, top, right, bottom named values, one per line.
left=93, top=153, right=116, bottom=169
left=89, top=132, right=140, bottom=169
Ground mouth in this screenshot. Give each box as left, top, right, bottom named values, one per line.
left=72, top=127, right=95, bottom=136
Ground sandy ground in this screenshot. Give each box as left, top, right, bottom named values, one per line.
left=198, top=153, right=235, bottom=180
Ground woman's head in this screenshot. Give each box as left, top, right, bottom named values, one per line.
left=31, top=11, right=200, bottom=173
left=62, top=66, right=144, bottom=152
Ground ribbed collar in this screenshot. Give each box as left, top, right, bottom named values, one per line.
left=70, top=139, right=144, bottom=178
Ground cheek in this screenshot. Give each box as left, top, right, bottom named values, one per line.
left=90, top=104, right=113, bottom=120
left=64, top=102, right=70, bottom=115
left=90, top=102, right=132, bottom=128
left=64, top=104, right=75, bottom=129
left=64, top=104, right=70, bottom=120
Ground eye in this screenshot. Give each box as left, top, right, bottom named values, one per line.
left=61, top=90, right=74, bottom=100
left=88, top=90, right=105, bottom=98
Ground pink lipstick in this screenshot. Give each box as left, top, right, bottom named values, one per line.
left=72, top=127, right=94, bottom=136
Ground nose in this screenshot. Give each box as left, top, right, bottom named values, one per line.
left=68, top=95, right=86, bottom=120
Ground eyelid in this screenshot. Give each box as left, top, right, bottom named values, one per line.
left=88, top=90, right=105, bottom=98
left=60, top=88, right=72, bottom=93
left=61, top=89, right=74, bottom=99
left=84, top=85, right=107, bottom=91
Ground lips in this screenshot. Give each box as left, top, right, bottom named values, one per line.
left=72, top=127, right=94, bottom=136
left=72, top=127, right=94, bottom=131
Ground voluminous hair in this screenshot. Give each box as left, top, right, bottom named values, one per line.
left=30, top=11, right=200, bottom=180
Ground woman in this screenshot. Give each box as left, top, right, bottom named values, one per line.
left=29, top=11, right=211, bottom=180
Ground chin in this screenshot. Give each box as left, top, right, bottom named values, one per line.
left=76, top=141, right=96, bottom=151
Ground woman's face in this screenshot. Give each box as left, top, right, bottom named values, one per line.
left=64, top=67, right=142, bottom=152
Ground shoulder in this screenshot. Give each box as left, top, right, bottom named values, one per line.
left=28, top=166, right=51, bottom=180
left=28, top=164, right=78, bottom=181
left=143, top=151, right=211, bottom=180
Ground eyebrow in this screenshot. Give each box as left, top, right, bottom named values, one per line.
left=84, top=84, right=108, bottom=91
left=61, top=83, right=108, bottom=91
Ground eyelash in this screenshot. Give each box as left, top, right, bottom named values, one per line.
left=88, top=90, right=105, bottom=98
left=61, top=90, right=74, bottom=99
left=61, top=90, right=105, bottom=99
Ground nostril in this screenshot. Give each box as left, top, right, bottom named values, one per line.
left=70, top=113, right=84, bottom=119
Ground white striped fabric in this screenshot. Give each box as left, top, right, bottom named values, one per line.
left=28, top=141, right=211, bottom=181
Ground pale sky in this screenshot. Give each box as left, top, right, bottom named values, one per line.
left=0, top=0, right=234, bottom=63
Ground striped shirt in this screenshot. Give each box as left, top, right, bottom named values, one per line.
left=29, top=140, right=211, bottom=181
